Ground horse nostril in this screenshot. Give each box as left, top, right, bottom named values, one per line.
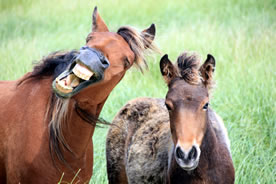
left=188, top=146, right=197, bottom=160
left=101, top=59, right=110, bottom=68
left=176, top=146, right=185, bottom=159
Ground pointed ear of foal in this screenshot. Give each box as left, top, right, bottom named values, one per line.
left=142, top=24, right=156, bottom=48
left=92, top=6, right=109, bottom=32
left=160, top=54, right=178, bottom=84
left=199, top=54, right=216, bottom=88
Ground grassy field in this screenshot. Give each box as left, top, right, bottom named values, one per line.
left=0, top=0, right=275, bottom=183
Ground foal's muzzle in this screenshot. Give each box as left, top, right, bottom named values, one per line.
left=174, top=144, right=200, bottom=171
left=52, top=46, right=110, bottom=98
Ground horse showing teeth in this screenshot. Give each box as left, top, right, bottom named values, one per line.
left=70, top=76, right=80, bottom=87
left=72, top=63, right=94, bottom=81
left=66, top=74, right=80, bottom=88
left=56, top=79, right=73, bottom=93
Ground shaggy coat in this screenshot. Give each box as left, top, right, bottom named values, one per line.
left=106, top=53, right=234, bottom=184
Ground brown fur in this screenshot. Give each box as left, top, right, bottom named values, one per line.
left=106, top=98, right=170, bottom=184
left=0, top=7, right=158, bottom=183
left=106, top=52, right=234, bottom=184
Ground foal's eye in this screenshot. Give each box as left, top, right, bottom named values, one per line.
left=124, top=57, right=130, bottom=69
left=165, top=103, right=172, bottom=111
left=203, top=103, right=209, bottom=110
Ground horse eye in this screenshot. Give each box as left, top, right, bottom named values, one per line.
left=203, top=103, right=209, bottom=110
left=165, top=103, right=172, bottom=111
left=124, top=57, right=130, bottom=69
left=86, top=36, right=93, bottom=43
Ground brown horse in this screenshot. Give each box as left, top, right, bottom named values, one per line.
left=106, top=52, right=235, bottom=183
left=0, top=7, right=158, bottom=183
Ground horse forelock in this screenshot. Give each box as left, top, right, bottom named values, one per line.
left=176, top=52, right=202, bottom=85
left=117, top=26, right=159, bottom=72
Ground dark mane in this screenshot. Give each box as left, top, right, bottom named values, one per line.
left=18, top=50, right=78, bottom=85
left=176, top=52, right=201, bottom=85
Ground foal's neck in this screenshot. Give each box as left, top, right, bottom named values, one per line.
left=167, top=120, right=217, bottom=183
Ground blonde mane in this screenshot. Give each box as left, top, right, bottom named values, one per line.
left=117, top=26, right=160, bottom=71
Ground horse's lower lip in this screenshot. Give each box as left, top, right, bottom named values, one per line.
left=181, top=165, right=197, bottom=171
left=175, top=158, right=198, bottom=171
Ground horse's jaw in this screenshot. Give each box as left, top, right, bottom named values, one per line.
left=52, top=47, right=109, bottom=98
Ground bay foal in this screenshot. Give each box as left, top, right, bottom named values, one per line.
left=106, top=53, right=235, bottom=183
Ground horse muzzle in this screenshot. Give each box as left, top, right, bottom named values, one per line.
left=174, top=144, right=200, bottom=171
left=52, top=46, right=110, bottom=98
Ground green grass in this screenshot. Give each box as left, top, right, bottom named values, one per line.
left=1, top=0, right=275, bottom=183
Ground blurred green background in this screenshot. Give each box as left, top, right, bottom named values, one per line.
left=0, top=0, right=275, bottom=183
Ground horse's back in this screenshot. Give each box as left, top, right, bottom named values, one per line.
left=106, top=97, right=171, bottom=184
left=0, top=80, right=18, bottom=183
left=0, top=80, right=17, bottom=145
left=0, top=78, right=53, bottom=183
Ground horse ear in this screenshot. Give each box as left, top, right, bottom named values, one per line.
left=199, top=54, right=216, bottom=88
left=141, top=24, right=156, bottom=48
left=92, top=6, right=109, bottom=32
left=160, top=54, right=178, bottom=84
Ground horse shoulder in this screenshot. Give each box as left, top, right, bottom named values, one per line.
left=0, top=77, right=56, bottom=183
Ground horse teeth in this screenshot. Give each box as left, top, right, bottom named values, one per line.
left=65, top=74, right=80, bottom=88
left=71, top=76, right=80, bottom=87
left=72, top=63, right=94, bottom=81
left=56, top=79, right=73, bottom=93
left=66, top=74, right=74, bottom=86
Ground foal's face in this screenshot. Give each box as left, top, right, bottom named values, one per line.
left=160, top=53, right=215, bottom=171
left=165, top=80, right=209, bottom=170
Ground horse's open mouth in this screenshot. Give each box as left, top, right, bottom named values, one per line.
left=52, top=46, right=109, bottom=98
left=55, top=62, right=96, bottom=94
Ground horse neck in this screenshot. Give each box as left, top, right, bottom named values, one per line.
left=53, top=96, right=107, bottom=161
left=167, top=115, right=218, bottom=183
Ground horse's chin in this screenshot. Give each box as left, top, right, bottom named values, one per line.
left=52, top=63, right=104, bottom=98
left=175, top=158, right=199, bottom=172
